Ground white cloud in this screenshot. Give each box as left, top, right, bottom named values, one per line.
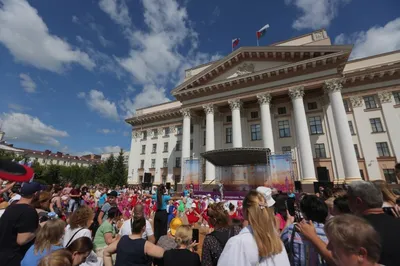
left=77, top=92, right=86, bottom=99
left=0, top=0, right=95, bottom=73
left=72, top=15, right=79, bottom=24
left=99, top=0, right=131, bottom=27
left=335, top=18, right=400, bottom=59
left=97, top=128, right=116, bottom=134
left=286, top=0, right=350, bottom=30
left=8, top=103, right=30, bottom=112
left=19, top=73, right=36, bottom=93
left=80, top=89, right=119, bottom=121
left=95, top=145, right=122, bottom=154
left=0, top=112, right=68, bottom=147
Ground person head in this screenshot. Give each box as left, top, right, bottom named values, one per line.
left=372, top=180, right=397, bottom=206
left=69, top=205, right=94, bottom=230
left=325, top=214, right=381, bottom=266
left=107, top=206, right=122, bottom=223
left=347, top=181, right=383, bottom=215
left=300, top=194, right=328, bottom=223
left=333, top=194, right=351, bottom=215
left=133, top=204, right=144, bottom=219
left=107, top=191, right=117, bottom=204
left=32, top=191, right=52, bottom=210
left=207, top=202, right=230, bottom=228
left=189, top=202, right=196, bottom=212
left=34, top=218, right=65, bottom=254
left=38, top=249, right=73, bottom=266
left=169, top=217, right=183, bottom=236
left=131, top=216, right=146, bottom=234
left=273, top=194, right=288, bottom=220
left=66, top=237, right=93, bottom=266
left=243, top=190, right=282, bottom=257
left=174, top=225, right=192, bottom=248
left=229, top=202, right=235, bottom=212
left=20, top=181, right=43, bottom=200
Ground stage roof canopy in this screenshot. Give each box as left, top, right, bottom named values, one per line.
left=201, top=147, right=269, bottom=166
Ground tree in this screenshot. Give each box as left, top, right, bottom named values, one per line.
left=103, top=154, right=115, bottom=185
left=113, top=149, right=127, bottom=187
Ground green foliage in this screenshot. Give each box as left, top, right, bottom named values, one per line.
left=113, top=149, right=127, bottom=187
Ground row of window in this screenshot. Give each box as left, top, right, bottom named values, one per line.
left=343, top=91, right=400, bottom=112
left=140, top=157, right=181, bottom=169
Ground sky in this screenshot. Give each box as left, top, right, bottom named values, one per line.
left=0, top=0, right=399, bottom=156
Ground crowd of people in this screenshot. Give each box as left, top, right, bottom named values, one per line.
left=0, top=163, right=400, bottom=266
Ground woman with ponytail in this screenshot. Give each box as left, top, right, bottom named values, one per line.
left=218, top=190, right=290, bottom=266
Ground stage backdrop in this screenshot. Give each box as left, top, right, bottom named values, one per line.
left=267, top=153, right=294, bottom=192
left=182, top=158, right=201, bottom=191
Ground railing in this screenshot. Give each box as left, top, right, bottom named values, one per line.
left=202, top=178, right=216, bottom=190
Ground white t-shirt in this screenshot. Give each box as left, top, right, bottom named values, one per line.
left=120, top=219, right=153, bottom=239
left=94, top=190, right=101, bottom=200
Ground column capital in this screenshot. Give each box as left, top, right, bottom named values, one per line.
left=228, top=99, right=242, bottom=110
left=378, top=91, right=393, bottom=104
left=180, top=108, right=191, bottom=118
left=350, top=96, right=363, bottom=108
left=288, top=86, right=305, bottom=100
left=132, top=131, right=139, bottom=139
left=157, top=127, right=163, bottom=135
left=169, top=125, right=176, bottom=133
left=324, top=78, right=343, bottom=93
left=202, top=103, right=215, bottom=114
left=257, top=93, right=272, bottom=105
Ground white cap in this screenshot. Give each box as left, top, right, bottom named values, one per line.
left=206, top=194, right=211, bottom=197
left=256, top=187, right=275, bottom=207
left=215, top=198, right=221, bottom=203
left=191, top=203, right=197, bottom=208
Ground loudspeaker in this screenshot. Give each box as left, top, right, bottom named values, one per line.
left=313, top=181, right=334, bottom=194
left=166, top=182, right=171, bottom=190
left=294, top=181, right=302, bottom=192
left=144, top=173, right=151, bottom=183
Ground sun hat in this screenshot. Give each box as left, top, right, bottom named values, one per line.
left=0, top=159, right=34, bottom=183
left=169, top=217, right=183, bottom=236
left=191, top=203, right=196, bottom=208
left=256, top=186, right=275, bottom=207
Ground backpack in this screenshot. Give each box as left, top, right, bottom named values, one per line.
left=209, top=226, right=236, bottom=265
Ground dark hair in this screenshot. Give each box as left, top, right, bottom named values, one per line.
left=157, top=184, right=165, bottom=210
left=131, top=217, right=146, bottom=234
left=66, top=237, right=93, bottom=253
left=273, top=194, right=288, bottom=221
left=333, top=194, right=351, bottom=214
left=107, top=207, right=121, bottom=219
left=300, top=194, right=328, bottom=223
left=229, top=203, right=235, bottom=211
left=207, top=203, right=230, bottom=228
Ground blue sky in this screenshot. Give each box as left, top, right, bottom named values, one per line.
left=0, top=0, right=399, bottom=155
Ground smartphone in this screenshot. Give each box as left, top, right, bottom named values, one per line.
left=286, top=198, right=296, bottom=217
left=192, top=228, right=199, bottom=243
left=383, top=207, right=394, bottom=217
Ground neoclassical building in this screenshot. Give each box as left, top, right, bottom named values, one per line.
left=126, top=29, right=400, bottom=187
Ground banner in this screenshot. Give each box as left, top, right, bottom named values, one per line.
left=267, top=154, right=294, bottom=192
left=182, top=159, right=201, bottom=191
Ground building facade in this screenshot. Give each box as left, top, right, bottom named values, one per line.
left=126, top=29, right=400, bottom=186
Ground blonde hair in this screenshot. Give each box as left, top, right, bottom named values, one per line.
left=32, top=191, right=52, bottom=209
left=38, top=249, right=73, bottom=266
left=243, top=190, right=282, bottom=257
left=325, top=214, right=381, bottom=263
left=174, top=225, right=193, bottom=247
left=372, top=180, right=397, bottom=206
left=34, top=219, right=66, bottom=254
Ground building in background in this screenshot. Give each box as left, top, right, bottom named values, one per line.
left=101, top=151, right=130, bottom=165
left=126, top=29, right=400, bottom=186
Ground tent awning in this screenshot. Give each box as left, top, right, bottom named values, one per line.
left=201, top=147, right=270, bottom=166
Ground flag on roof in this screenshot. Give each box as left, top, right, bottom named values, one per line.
left=232, top=38, right=240, bottom=49
left=256, top=24, right=270, bottom=39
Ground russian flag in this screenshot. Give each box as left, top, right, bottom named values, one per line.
left=232, top=38, right=240, bottom=49
left=256, top=24, right=270, bottom=39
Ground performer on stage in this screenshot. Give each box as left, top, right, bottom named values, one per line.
left=218, top=181, right=224, bottom=200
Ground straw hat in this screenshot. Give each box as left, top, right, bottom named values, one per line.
left=169, top=217, right=183, bottom=236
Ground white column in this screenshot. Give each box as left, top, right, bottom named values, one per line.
left=289, top=87, right=316, bottom=182
left=378, top=92, right=400, bottom=163
left=257, top=93, right=275, bottom=152
left=324, top=79, right=361, bottom=181
left=228, top=99, right=243, bottom=148
left=203, top=104, right=216, bottom=181
left=181, top=109, right=191, bottom=181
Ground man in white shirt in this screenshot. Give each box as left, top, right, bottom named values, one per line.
left=94, top=186, right=102, bottom=208
left=120, top=204, right=155, bottom=243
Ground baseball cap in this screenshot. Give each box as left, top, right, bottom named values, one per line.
left=107, top=191, right=118, bottom=197
left=169, top=217, right=183, bottom=236
left=20, top=182, right=43, bottom=197
left=256, top=186, right=275, bottom=207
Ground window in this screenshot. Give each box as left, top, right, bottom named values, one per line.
left=226, top=128, right=232, bottom=143
left=203, top=131, right=206, bottom=146
left=376, top=142, right=390, bottom=157
left=163, top=158, right=168, bottom=168
left=360, top=170, right=365, bottom=180
left=354, top=144, right=360, bottom=158
left=250, top=111, right=259, bottom=119
left=314, top=144, right=327, bottom=158
left=176, top=126, right=183, bottom=135
left=348, top=121, right=355, bottom=135
left=364, top=96, right=377, bottom=109
left=152, top=144, right=157, bottom=153
left=142, top=131, right=147, bottom=140
left=141, top=145, right=146, bottom=154
left=190, top=124, right=194, bottom=134
left=250, top=124, right=262, bottom=141
left=277, top=107, right=287, bottom=115
left=190, top=139, right=193, bottom=150
left=226, top=115, right=232, bottom=123
left=278, top=120, right=291, bottom=138
left=343, top=99, right=351, bottom=112
left=163, top=142, right=168, bottom=152
left=309, top=116, right=323, bottom=135
left=383, top=169, right=397, bottom=184
left=153, top=129, right=158, bottom=138
left=164, top=127, right=170, bottom=136
left=175, top=157, right=181, bottom=168
left=393, top=91, right=400, bottom=105
left=140, top=160, right=144, bottom=169
left=151, top=159, right=156, bottom=168
left=282, top=146, right=291, bottom=154
left=370, top=118, right=384, bottom=133
left=176, top=141, right=181, bottom=151
left=308, top=102, right=318, bottom=110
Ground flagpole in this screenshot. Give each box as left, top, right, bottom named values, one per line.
left=257, top=37, right=259, bottom=47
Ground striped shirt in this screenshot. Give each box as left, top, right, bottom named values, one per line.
left=281, top=222, right=328, bottom=266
